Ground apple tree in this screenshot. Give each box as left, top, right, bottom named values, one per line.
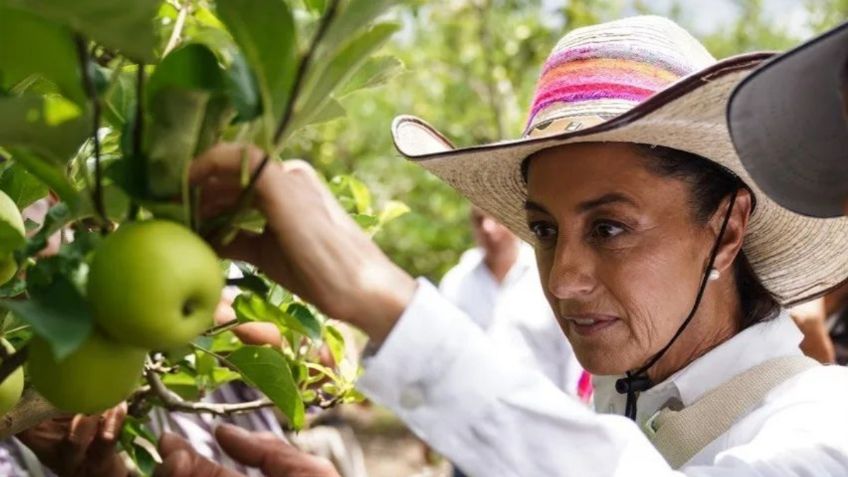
left=0, top=0, right=406, bottom=473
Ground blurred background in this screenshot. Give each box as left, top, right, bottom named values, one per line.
left=283, top=1, right=848, bottom=475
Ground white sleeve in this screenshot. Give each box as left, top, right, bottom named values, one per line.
left=357, top=279, right=678, bottom=477
left=357, top=280, right=848, bottom=477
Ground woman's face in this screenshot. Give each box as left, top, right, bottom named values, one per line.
left=525, top=143, right=715, bottom=375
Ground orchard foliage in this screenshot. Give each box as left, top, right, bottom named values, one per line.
left=0, top=0, right=406, bottom=473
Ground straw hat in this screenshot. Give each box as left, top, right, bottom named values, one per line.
left=391, top=15, right=848, bottom=306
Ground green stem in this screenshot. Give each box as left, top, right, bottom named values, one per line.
left=74, top=35, right=108, bottom=231
left=207, top=0, right=341, bottom=243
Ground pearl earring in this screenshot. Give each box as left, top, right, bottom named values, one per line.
left=708, top=268, right=720, bottom=281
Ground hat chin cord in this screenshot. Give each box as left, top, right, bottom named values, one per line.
left=614, top=188, right=739, bottom=421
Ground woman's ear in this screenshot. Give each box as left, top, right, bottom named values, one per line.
left=710, top=188, right=753, bottom=274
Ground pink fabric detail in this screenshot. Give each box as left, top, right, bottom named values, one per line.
left=577, top=370, right=593, bottom=403
left=529, top=82, right=654, bottom=123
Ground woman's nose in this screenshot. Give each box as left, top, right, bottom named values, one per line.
left=546, top=243, right=596, bottom=299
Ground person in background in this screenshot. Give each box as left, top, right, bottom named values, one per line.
left=790, top=282, right=848, bottom=364
left=441, top=207, right=587, bottom=397
left=439, top=207, right=587, bottom=476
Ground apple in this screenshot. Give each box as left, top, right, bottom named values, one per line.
left=0, top=339, right=24, bottom=416
left=0, top=190, right=24, bottom=285
left=28, top=332, right=146, bottom=414
left=87, top=220, right=223, bottom=349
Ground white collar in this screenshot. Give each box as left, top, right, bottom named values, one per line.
left=592, top=311, right=804, bottom=424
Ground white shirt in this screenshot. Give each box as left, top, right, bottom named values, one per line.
left=358, top=279, right=848, bottom=477
left=438, top=245, right=582, bottom=394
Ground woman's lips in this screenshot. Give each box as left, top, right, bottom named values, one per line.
left=564, top=314, right=619, bottom=337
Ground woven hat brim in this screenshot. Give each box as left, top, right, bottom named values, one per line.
left=728, top=22, right=848, bottom=218
left=391, top=53, right=848, bottom=306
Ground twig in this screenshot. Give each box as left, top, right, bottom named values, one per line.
left=144, top=363, right=274, bottom=416
left=208, top=0, right=341, bottom=243
left=127, top=64, right=145, bottom=222
left=163, top=1, right=190, bottom=55
left=0, top=389, right=62, bottom=439
left=74, top=35, right=108, bottom=231
left=201, top=318, right=239, bottom=337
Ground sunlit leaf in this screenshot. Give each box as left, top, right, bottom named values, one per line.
left=0, top=163, right=49, bottom=209
left=338, top=55, right=403, bottom=96
left=322, top=324, right=345, bottom=366
left=0, top=7, right=85, bottom=105
left=216, top=0, right=296, bottom=147
left=228, top=346, right=305, bottom=429
left=0, top=274, right=92, bottom=360
left=292, top=22, right=400, bottom=136
left=1, top=0, right=160, bottom=62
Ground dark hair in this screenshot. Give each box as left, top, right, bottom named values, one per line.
left=633, top=144, right=780, bottom=330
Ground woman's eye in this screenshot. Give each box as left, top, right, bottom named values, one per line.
left=529, top=221, right=557, bottom=242
left=592, top=221, right=626, bottom=240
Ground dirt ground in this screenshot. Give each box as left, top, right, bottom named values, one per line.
left=343, top=405, right=453, bottom=477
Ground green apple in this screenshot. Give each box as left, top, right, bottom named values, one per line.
left=0, top=257, right=17, bottom=286
left=28, top=332, right=146, bottom=414
left=0, top=190, right=24, bottom=286
left=0, top=339, right=24, bottom=416
left=87, top=220, right=223, bottom=349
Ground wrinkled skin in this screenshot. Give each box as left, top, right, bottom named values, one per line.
left=524, top=143, right=752, bottom=381
left=154, top=424, right=340, bottom=477
left=17, top=404, right=128, bottom=477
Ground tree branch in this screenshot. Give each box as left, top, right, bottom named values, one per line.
left=201, top=318, right=238, bottom=337
left=163, top=1, right=190, bottom=55
left=0, top=389, right=61, bottom=439
left=74, top=35, right=108, bottom=230
left=208, top=0, right=341, bottom=242
left=144, top=363, right=274, bottom=417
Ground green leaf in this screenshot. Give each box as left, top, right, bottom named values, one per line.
left=228, top=346, right=305, bottom=429
left=23, top=201, right=76, bottom=257
left=119, top=416, right=159, bottom=477
left=323, top=324, right=345, bottom=366
left=0, top=7, right=85, bottom=105
left=225, top=51, right=263, bottom=123
left=216, top=0, right=296, bottom=147
left=286, top=303, right=322, bottom=340
left=1, top=0, right=160, bottom=62
left=0, top=274, right=92, bottom=360
left=346, top=176, right=372, bottom=214
left=0, top=220, right=25, bottom=256
left=305, top=98, right=345, bottom=127
left=0, top=95, right=89, bottom=163
left=9, top=149, right=82, bottom=211
left=226, top=273, right=271, bottom=296
left=304, top=0, right=327, bottom=15
left=232, top=293, right=315, bottom=338
left=352, top=213, right=379, bottom=229
left=320, top=0, right=400, bottom=54
left=293, top=22, right=400, bottom=136
left=144, top=88, right=209, bottom=198
left=338, top=55, right=403, bottom=96
left=0, top=163, right=49, bottom=209
left=378, top=200, right=410, bottom=224
left=146, top=44, right=225, bottom=105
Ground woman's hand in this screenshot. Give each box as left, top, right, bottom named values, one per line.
left=16, top=403, right=128, bottom=477
left=155, top=424, right=340, bottom=477
left=192, top=144, right=417, bottom=343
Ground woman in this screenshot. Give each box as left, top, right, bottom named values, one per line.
left=168, top=15, right=848, bottom=477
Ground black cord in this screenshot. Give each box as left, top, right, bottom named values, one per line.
left=615, top=188, right=739, bottom=421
